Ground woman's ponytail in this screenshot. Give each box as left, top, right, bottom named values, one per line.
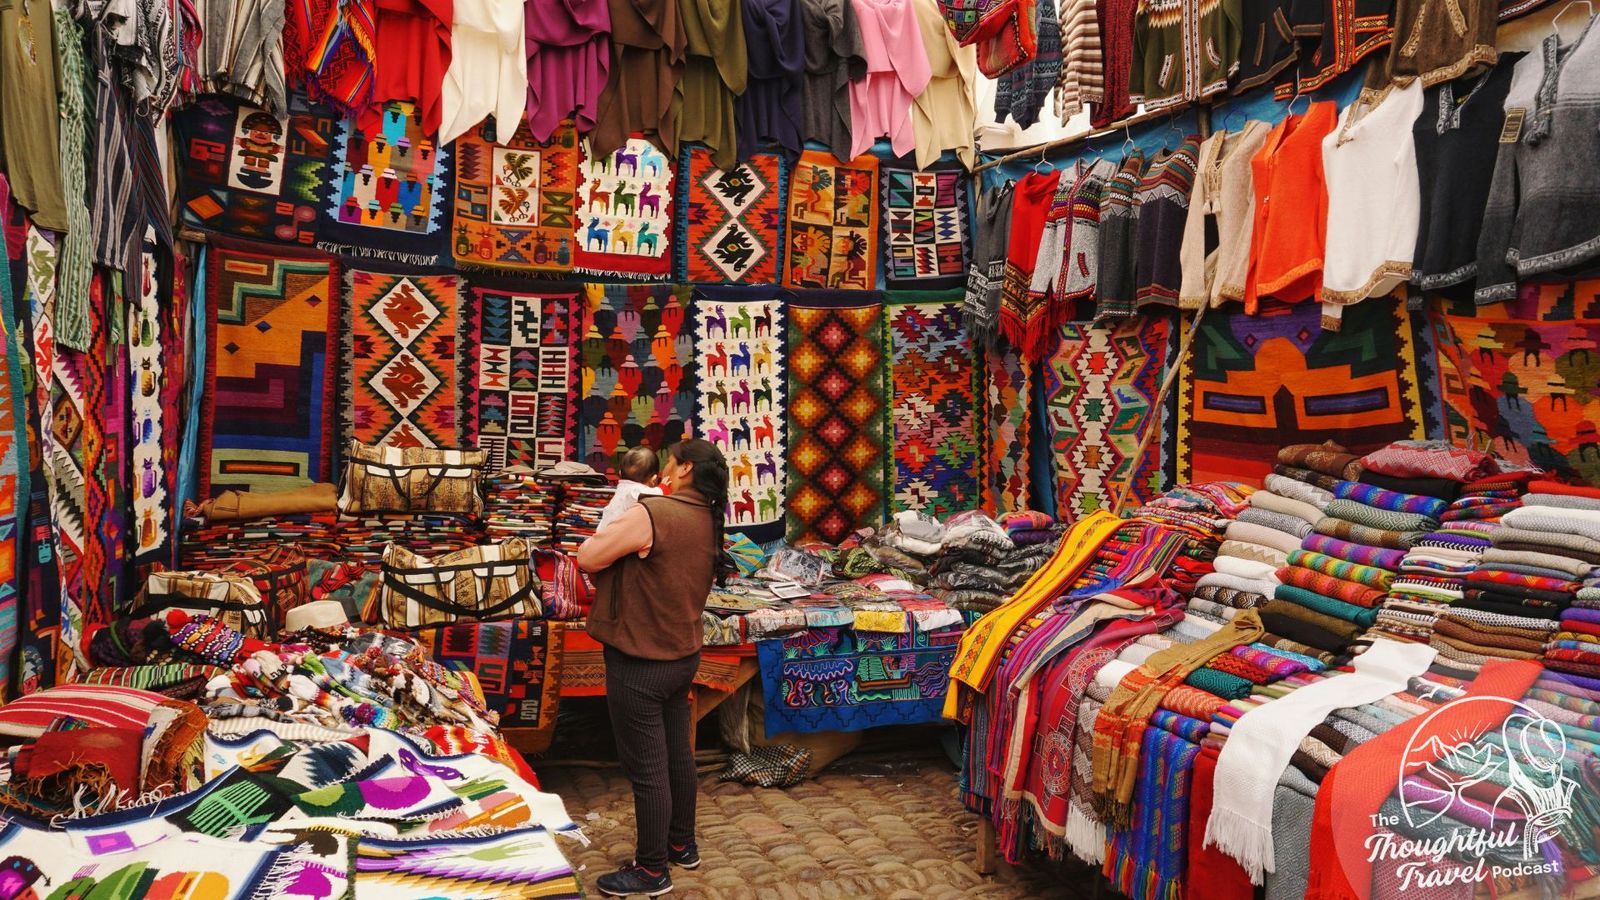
left=667, top=439, right=735, bottom=585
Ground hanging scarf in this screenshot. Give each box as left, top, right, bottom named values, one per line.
left=1090, top=610, right=1265, bottom=825
left=286, top=0, right=378, bottom=116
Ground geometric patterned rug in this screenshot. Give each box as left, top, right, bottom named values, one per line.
left=1043, top=314, right=1173, bottom=520
left=202, top=237, right=342, bottom=496
left=171, top=95, right=328, bottom=245
left=1178, top=296, right=1426, bottom=486
left=692, top=285, right=788, bottom=543
left=449, top=121, right=581, bottom=274
left=786, top=291, right=888, bottom=544
left=576, top=284, right=696, bottom=474
left=886, top=290, right=980, bottom=518
left=342, top=266, right=462, bottom=449
left=675, top=147, right=785, bottom=284
left=880, top=161, right=971, bottom=290
left=983, top=345, right=1031, bottom=515
left=319, top=100, right=453, bottom=265
left=459, top=280, right=581, bottom=472
left=1428, top=281, right=1600, bottom=486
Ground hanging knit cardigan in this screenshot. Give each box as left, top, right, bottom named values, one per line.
left=996, top=168, right=1063, bottom=349
left=1179, top=121, right=1270, bottom=309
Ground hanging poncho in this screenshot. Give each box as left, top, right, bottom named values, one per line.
left=736, top=0, right=805, bottom=159
left=525, top=0, right=612, bottom=140
left=364, top=0, right=453, bottom=135
left=437, top=0, right=527, bottom=144
left=676, top=0, right=748, bottom=168
left=284, top=0, right=378, bottom=117
left=591, top=0, right=686, bottom=159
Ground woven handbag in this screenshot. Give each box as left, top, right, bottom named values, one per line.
left=193, top=545, right=310, bottom=632
left=338, top=441, right=487, bottom=517
left=135, top=571, right=270, bottom=637
left=378, top=537, right=541, bottom=628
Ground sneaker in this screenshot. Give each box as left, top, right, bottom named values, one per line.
left=668, top=842, right=701, bottom=869
left=595, top=863, right=673, bottom=897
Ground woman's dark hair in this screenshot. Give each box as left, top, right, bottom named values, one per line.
left=667, top=439, right=735, bottom=585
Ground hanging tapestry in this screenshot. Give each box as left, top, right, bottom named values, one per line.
left=1178, top=297, right=1425, bottom=486
left=342, top=267, right=462, bottom=449
left=693, top=286, right=788, bottom=544
left=573, top=137, right=675, bottom=279
left=318, top=100, right=453, bottom=264
left=0, top=210, right=23, bottom=701
left=886, top=291, right=981, bottom=518
left=171, top=95, right=332, bottom=245
left=1428, top=281, right=1600, bottom=487
left=576, top=284, right=696, bottom=473
left=786, top=292, right=889, bottom=544
left=880, top=161, right=972, bottom=290
left=675, top=147, right=785, bottom=284
left=757, top=623, right=965, bottom=735
left=129, top=248, right=171, bottom=563
left=449, top=120, right=581, bottom=274
left=415, top=620, right=564, bottom=732
left=84, top=273, right=125, bottom=623
left=201, top=238, right=341, bottom=497
left=459, top=280, right=581, bottom=472
left=983, top=346, right=1031, bottom=514
left=1044, top=315, right=1173, bottom=521
left=24, top=228, right=86, bottom=681
left=784, top=150, right=879, bottom=291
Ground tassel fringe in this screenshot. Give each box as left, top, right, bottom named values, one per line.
left=1201, top=806, right=1274, bottom=885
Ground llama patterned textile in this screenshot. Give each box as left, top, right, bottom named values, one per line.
left=573, top=138, right=675, bottom=279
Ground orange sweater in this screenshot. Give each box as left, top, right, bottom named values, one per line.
left=1244, top=102, right=1337, bottom=312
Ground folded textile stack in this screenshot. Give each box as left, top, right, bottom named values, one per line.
left=180, top=514, right=341, bottom=567
left=334, top=514, right=487, bottom=565
left=1197, top=480, right=1324, bottom=611
left=1366, top=472, right=1529, bottom=645
left=927, top=512, right=1021, bottom=612
left=484, top=471, right=561, bottom=542
left=1550, top=585, right=1600, bottom=679
left=1002, top=510, right=1057, bottom=546
left=552, top=484, right=615, bottom=554
left=1130, top=481, right=1254, bottom=596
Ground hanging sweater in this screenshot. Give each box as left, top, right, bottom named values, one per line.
left=591, top=0, right=685, bottom=160
left=966, top=180, right=1017, bottom=345
left=1027, top=164, right=1085, bottom=358
left=0, top=0, right=68, bottom=231
left=799, top=0, right=866, bottom=161
left=1274, top=0, right=1389, bottom=98
left=1388, top=0, right=1498, bottom=86
left=1055, top=0, right=1103, bottom=119
left=1245, top=101, right=1336, bottom=314
left=1059, top=157, right=1119, bottom=304
left=737, top=0, right=805, bottom=159
left=1096, top=149, right=1146, bottom=318
left=847, top=0, right=930, bottom=159
left=1092, top=0, right=1139, bottom=127
left=1476, top=22, right=1600, bottom=304
left=1130, top=0, right=1241, bottom=111
left=1232, top=0, right=1296, bottom=95
left=1410, top=57, right=1517, bottom=292
left=676, top=0, right=748, bottom=168
left=1179, top=121, right=1270, bottom=308
left=994, top=0, right=1060, bottom=129
left=910, top=0, right=976, bottom=168
left=364, top=0, right=453, bottom=135
left=524, top=0, right=612, bottom=141
left=1320, top=81, right=1424, bottom=312
left=438, top=0, right=527, bottom=144
left=1134, top=136, right=1202, bottom=309
left=998, top=169, right=1064, bottom=349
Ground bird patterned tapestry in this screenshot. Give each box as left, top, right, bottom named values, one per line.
left=786, top=292, right=889, bottom=545
left=886, top=291, right=981, bottom=518
left=576, top=284, right=696, bottom=474
left=171, top=95, right=331, bottom=245
left=693, top=286, right=788, bottom=544
left=880, top=161, right=972, bottom=290
left=1428, top=281, right=1600, bottom=487
left=573, top=138, right=675, bottom=279
left=1178, top=297, right=1425, bottom=486
left=675, top=147, right=785, bottom=284
left=1044, top=315, right=1173, bottom=521
left=449, top=121, right=581, bottom=275
left=342, top=267, right=462, bottom=449
left=201, top=238, right=341, bottom=497
left=319, top=100, right=453, bottom=264
left=784, top=150, right=878, bottom=291
left=983, top=346, right=1031, bottom=514
left=459, top=280, right=581, bottom=472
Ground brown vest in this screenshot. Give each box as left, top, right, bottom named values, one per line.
left=587, top=489, right=716, bottom=660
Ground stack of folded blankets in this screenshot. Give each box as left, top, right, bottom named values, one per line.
left=181, top=514, right=341, bottom=567
left=334, top=514, right=487, bottom=565
left=483, top=471, right=560, bottom=543
left=1197, top=475, right=1327, bottom=611
left=1494, top=480, right=1600, bottom=682
left=1257, top=443, right=1446, bottom=659
left=1001, top=510, right=1058, bottom=546
left=1551, top=578, right=1600, bottom=679
left=926, top=512, right=1025, bottom=612
left=1131, top=481, right=1254, bottom=595
left=1367, top=470, right=1530, bottom=644
left=552, top=484, right=616, bottom=554
left=1431, top=480, right=1599, bottom=676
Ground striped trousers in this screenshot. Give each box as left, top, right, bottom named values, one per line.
left=604, top=645, right=701, bottom=868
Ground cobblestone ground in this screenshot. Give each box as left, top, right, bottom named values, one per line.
left=540, top=751, right=1101, bottom=900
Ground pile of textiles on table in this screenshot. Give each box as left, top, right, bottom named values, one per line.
left=0, top=714, right=583, bottom=897
left=925, top=511, right=1064, bottom=612
left=484, top=470, right=562, bottom=542
left=552, top=483, right=616, bottom=554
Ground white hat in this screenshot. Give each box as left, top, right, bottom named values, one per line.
left=285, top=599, right=350, bottom=632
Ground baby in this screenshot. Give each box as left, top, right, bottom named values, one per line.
left=597, top=446, right=664, bottom=531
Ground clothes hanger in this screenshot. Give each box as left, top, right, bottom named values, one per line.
left=1032, top=145, right=1054, bottom=175
left=1285, top=82, right=1310, bottom=118
left=1121, top=121, right=1137, bottom=158
left=1552, top=0, right=1594, bottom=36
